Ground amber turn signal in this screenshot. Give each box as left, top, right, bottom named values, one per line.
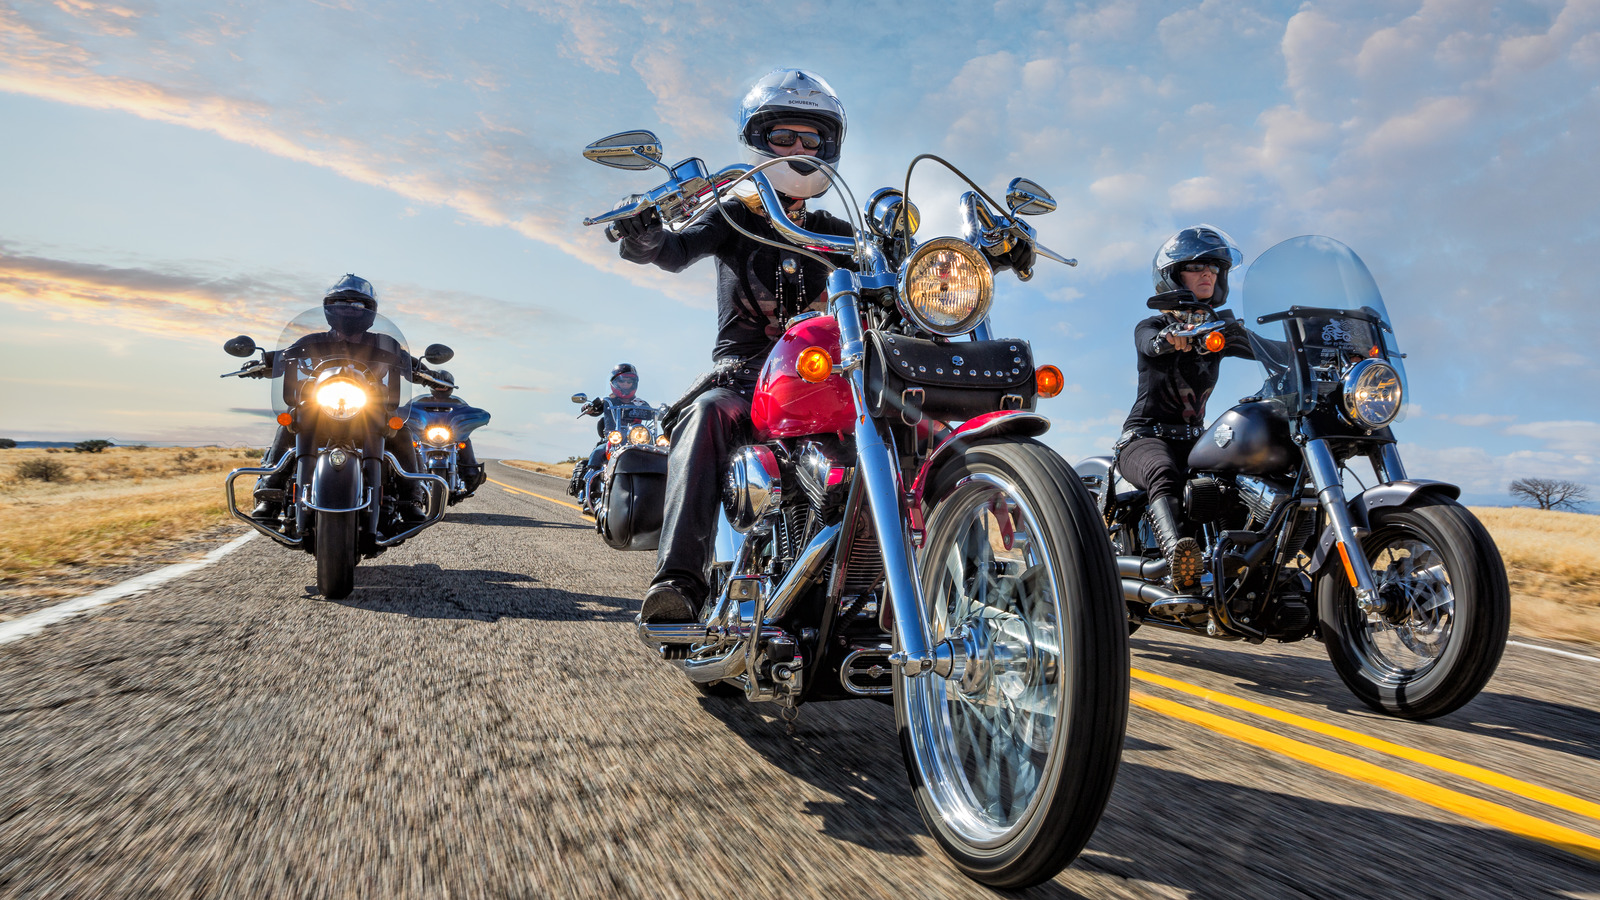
left=276, top=412, right=292, bottom=427
left=387, top=416, right=405, bottom=430
left=1204, top=331, right=1226, bottom=353
left=1036, top=364, right=1064, bottom=398
left=796, top=346, right=833, bottom=384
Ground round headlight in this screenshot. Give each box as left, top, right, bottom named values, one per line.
left=607, top=430, right=623, bottom=445
left=315, top=379, right=368, bottom=420
left=424, top=426, right=452, bottom=444
left=898, top=237, right=993, bottom=336
left=1341, top=358, right=1402, bottom=428
left=628, top=425, right=650, bottom=444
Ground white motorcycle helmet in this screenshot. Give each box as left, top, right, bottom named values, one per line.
left=737, top=68, right=847, bottom=200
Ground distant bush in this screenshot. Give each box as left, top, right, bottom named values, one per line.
left=174, top=450, right=199, bottom=464
left=74, top=439, right=114, bottom=454
left=0, top=438, right=15, bottom=449
left=17, top=458, right=70, bottom=482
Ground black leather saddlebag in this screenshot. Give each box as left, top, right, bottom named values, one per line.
left=864, top=332, right=1036, bottom=424
left=599, top=445, right=669, bottom=551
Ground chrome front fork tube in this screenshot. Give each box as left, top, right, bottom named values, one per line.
left=828, top=270, right=943, bottom=676
left=1304, top=437, right=1382, bottom=613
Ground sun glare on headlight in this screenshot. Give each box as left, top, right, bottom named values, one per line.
left=425, top=426, right=452, bottom=444
left=315, top=379, right=368, bottom=420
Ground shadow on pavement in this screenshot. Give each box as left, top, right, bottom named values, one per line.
left=323, top=563, right=637, bottom=623
left=441, top=511, right=590, bottom=530
left=693, top=692, right=1595, bottom=898
left=1442, top=690, right=1600, bottom=764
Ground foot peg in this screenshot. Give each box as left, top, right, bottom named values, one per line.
left=635, top=616, right=710, bottom=647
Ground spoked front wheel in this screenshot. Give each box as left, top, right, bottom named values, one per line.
left=897, top=438, right=1127, bottom=889
left=1318, top=496, right=1509, bottom=719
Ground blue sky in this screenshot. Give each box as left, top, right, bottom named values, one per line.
left=1, top=0, right=1596, bottom=506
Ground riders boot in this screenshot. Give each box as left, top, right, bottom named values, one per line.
left=640, top=582, right=699, bottom=624
left=250, top=483, right=283, bottom=522
left=1146, top=496, right=1203, bottom=592
left=400, top=482, right=429, bottom=523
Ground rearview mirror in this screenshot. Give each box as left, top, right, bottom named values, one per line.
left=224, top=335, right=257, bottom=357
left=1006, top=178, right=1057, bottom=216
left=571, top=393, right=588, bottom=404
left=423, top=343, right=454, bottom=364
left=583, top=130, right=665, bottom=171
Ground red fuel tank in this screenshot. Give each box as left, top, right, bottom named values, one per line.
left=752, top=314, right=854, bottom=440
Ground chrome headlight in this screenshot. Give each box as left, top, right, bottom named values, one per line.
left=315, top=379, right=368, bottom=420
left=628, top=425, right=650, bottom=445
left=897, top=237, right=993, bottom=336
left=1341, top=358, right=1402, bottom=428
left=607, top=430, right=623, bottom=446
left=424, top=425, right=452, bottom=444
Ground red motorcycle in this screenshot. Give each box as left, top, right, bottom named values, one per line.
left=584, top=132, right=1127, bottom=889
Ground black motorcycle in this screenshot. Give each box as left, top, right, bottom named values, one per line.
left=221, top=307, right=455, bottom=598
left=1081, top=235, right=1509, bottom=719
left=567, top=392, right=670, bottom=549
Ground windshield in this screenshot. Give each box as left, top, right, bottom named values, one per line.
left=271, top=306, right=413, bottom=415
left=1239, top=236, right=1408, bottom=421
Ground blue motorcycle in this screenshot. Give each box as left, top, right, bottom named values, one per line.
left=406, top=372, right=490, bottom=505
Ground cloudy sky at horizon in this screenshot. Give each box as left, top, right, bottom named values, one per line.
left=2, top=0, right=1596, bottom=506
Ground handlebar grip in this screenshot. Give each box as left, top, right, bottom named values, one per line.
left=605, top=224, right=620, bottom=243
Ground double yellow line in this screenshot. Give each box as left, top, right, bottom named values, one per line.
left=1131, top=667, right=1600, bottom=862
left=488, top=477, right=594, bottom=520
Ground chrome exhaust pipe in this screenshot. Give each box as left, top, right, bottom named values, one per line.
left=761, top=522, right=842, bottom=622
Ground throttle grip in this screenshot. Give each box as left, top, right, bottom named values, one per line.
left=605, top=224, right=620, bottom=243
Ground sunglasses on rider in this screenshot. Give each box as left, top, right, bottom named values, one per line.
left=766, top=129, right=823, bottom=151
left=1178, top=263, right=1221, bottom=275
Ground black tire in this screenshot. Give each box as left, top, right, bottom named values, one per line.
left=897, top=438, right=1127, bottom=889
left=315, top=510, right=358, bottom=599
left=1318, top=496, right=1508, bottom=719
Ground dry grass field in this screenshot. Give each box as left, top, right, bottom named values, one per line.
left=501, top=459, right=576, bottom=479
left=0, top=447, right=254, bottom=600
left=1469, top=506, right=1600, bottom=646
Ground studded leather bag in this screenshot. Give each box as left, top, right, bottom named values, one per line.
left=864, top=332, right=1037, bottom=425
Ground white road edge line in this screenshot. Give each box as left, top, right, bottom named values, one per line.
left=1507, top=639, right=1600, bottom=664
left=0, top=532, right=257, bottom=647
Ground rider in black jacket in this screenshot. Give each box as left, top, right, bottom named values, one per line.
left=614, top=68, right=854, bottom=623
left=1118, top=226, right=1253, bottom=589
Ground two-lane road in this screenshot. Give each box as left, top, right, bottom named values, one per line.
left=1, top=461, right=1595, bottom=898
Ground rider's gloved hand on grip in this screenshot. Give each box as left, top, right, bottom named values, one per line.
left=612, top=206, right=661, bottom=240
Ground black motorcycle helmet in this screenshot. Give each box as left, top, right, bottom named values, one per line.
left=323, top=273, right=378, bottom=335
left=1151, top=225, right=1244, bottom=307
left=430, top=370, right=455, bottom=399
left=609, top=362, right=638, bottom=400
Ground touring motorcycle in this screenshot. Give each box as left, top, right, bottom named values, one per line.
left=1080, top=236, right=1509, bottom=719
left=568, top=393, right=667, bottom=505
left=220, top=308, right=454, bottom=599
left=583, top=131, right=1126, bottom=888
left=408, top=388, right=491, bottom=505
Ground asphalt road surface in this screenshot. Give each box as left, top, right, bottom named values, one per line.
left=2, top=461, right=1597, bottom=899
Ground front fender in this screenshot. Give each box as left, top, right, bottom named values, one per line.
left=304, top=450, right=367, bottom=513
left=909, top=411, right=1051, bottom=527
left=1307, top=479, right=1461, bottom=572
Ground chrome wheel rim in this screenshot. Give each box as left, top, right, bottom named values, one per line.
left=909, top=473, right=1068, bottom=849
left=1355, top=535, right=1455, bottom=683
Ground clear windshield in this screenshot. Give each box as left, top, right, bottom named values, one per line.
left=1239, top=236, right=1408, bottom=421
left=271, top=306, right=413, bottom=415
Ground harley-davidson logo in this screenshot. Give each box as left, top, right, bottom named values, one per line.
left=1214, top=424, right=1234, bottom=448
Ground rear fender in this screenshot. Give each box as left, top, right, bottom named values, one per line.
left=1307, top=479, right=1461, bottom=572
left=908, top=411, right=1050, bottom=530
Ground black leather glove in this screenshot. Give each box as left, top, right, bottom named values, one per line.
left=613, top=206, right=661, bottom=240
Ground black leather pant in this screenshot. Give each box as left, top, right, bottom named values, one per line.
left=654, top=387, right=750, bottom=600
left=1117, top=435, right=1195, bottom=504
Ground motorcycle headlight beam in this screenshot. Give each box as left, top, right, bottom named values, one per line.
left=627, top=425, right=650, bottom=445
left=1341, top=358, right=1403, bottom=428
left=897, top=237, right=993, bottom=337
left=607, top=430, right=623, bottom=446
left=315, top=379, right=369, bottom=420
left=424, top=426, right=453, bottom=444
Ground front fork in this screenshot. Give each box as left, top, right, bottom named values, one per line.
left=828, top=270, right=953, bottom=678
left=1304, top=436, right=1382, bottom=613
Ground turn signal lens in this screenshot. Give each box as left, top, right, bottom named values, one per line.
left=796, top=346, right=833, bottom=383
left=1036, top=364, right=1064, bottom=398
left=656, top=435, right=670, bottom=447
left=1204, top=331, right=1226, bottom=353
left=388, top=416, right=405, bottom=430
left=276, top=412, right=292, bottom=427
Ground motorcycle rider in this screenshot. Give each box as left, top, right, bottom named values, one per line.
left=1117, top=226, right=1254, bottom=590
left=251, top=274, right=435, bottom=521
left=611, top=68, right=855, bottom=623
left=569, top=363, right=653, bottom=509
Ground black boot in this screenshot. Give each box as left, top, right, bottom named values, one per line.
left=250, top=484, right=283, bottom=522
left=640, top=582, right=699, bottom=624
left=400, top=483, right=429, bottom=523
left=1147, top=496, right=1203, bottom=592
